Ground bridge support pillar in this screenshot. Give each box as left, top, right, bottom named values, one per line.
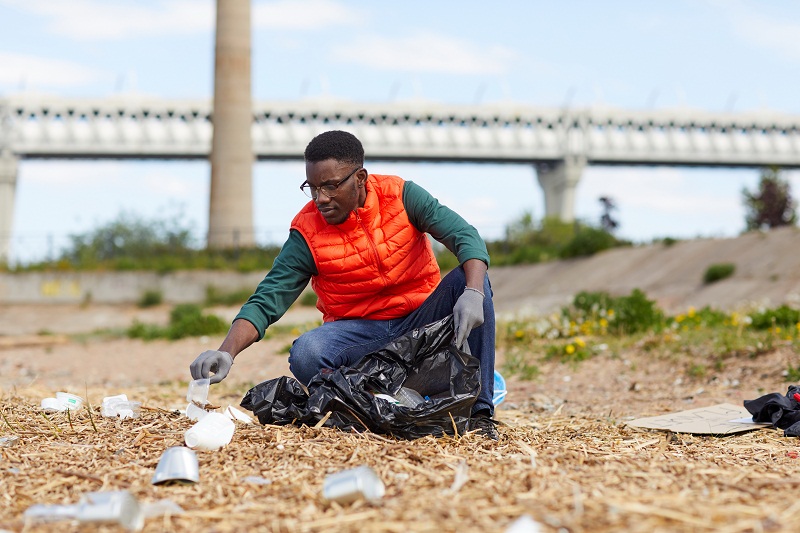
left=535, top=156, right=585, bottom=222
left=208, top=0, right=254, bottom=249
left=0, top=150, right=17, bottom=265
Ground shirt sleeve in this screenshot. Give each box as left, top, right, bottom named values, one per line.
left=402, top=180, right=490, bottom=267
left=234, top=229, right=317, bottom=339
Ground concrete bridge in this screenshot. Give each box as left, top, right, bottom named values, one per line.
left=2, top=94, right=799, bottom=260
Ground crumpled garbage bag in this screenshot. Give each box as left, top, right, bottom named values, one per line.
left=240, top=315, right=480, bottom=439
left=744, top=384, right=800, bottom=437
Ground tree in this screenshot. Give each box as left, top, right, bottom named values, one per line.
left=742, top=167, right=797, bottom=231
left=599, top=196, right=619, bottom=232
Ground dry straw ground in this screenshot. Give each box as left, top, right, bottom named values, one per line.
left=2, top=321, right=800, bottom=532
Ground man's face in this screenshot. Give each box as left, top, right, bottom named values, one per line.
left=304, top=159, right=367, bottom=225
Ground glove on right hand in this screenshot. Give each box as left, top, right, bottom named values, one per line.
left=190, top=350, right=233, bottom=384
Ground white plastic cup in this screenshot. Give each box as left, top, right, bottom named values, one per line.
left=322, top=466, right=385, bottom=504
left=185, top=402, right=208, bottom=422
left=41, top=397, right=66, bottom=413
left=186, top=378, right=210, bottom=406
left=55, top=392, right=84, bottom=411
left=184, top=412, right=235, bottom=451
left=101, top=395, right=129, bottom=417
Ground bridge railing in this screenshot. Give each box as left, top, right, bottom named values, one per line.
left=2, top=96, right=799, bottom=167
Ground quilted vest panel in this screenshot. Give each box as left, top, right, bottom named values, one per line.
left=291, top=174, right=441, bottom=322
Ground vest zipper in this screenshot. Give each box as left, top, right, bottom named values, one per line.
left=355, top=210, right=388, bottom=286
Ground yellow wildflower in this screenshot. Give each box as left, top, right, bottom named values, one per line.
left=688, top=306, right=696, bottom=318
left=565, top=344, right=575, bottom=355
left=575, top=337, right=586, bottom=347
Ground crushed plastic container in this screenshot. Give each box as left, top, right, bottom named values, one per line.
left=184, top=412, right=235, bottom=451
left=493, top=370, right=507, bottom=406
left=23, top=490, right=144, bottom=531
left=101, top=395, right=141, bottom=419
left=322, top=466, right=385, bottom=504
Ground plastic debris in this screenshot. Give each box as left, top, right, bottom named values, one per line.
left=224, top=405, right=254, bottom=424
left=505, top=514, right=543, bottom=533
left=141, top=499, right=184, bottom=518
left=184, top=412, right=235, bottom=451
left=101, top=395, right=141, bottom=419
left=493, top=370, right=508, bottom=406
left=151, top=446, right=199, bottom=485
left=23, top=490, right=144, bottom=531
left=243, top=475, right=272, bottom=485
left=0, top=435, right=20, bottom=448
left=40, top=392, right=84, bottom=413
left=323, top=466, right=385, bottom=504
left=186, top=378, right=210, bottom=407
left=185, top=402, right=208, bottom=422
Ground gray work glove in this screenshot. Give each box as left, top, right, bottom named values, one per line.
left=453, top=287, right=485, bottom=349
left=190, top=350, right=233, bottom=384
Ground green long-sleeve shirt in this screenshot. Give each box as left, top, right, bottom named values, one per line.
left=235, top=180, right=490, bottom=339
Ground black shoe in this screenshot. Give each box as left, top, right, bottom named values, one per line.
left=469, top=412, right=499, bottom=441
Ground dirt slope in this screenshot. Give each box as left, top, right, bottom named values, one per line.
left=490, top=225, right=800, bottom=317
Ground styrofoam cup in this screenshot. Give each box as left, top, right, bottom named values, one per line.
left=56, top=392, right=84, bottom=411
left=41, top=397, right=66, bottom=413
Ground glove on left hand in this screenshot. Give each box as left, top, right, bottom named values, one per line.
left=453, top=288, right=485, bottom=349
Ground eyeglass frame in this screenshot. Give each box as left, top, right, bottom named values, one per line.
left=300, top=167, right=362, bottom=200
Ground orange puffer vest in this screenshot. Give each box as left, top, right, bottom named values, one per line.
left=291, top=174, right=441, bottom=322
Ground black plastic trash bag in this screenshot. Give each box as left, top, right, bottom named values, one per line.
left=744, top=385, right=800, bottom=437
left=240, top=315, right=480, bottom=439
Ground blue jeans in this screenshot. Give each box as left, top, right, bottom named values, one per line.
left=288, top=266, right=496, bottom=416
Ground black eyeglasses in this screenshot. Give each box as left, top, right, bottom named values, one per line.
left=300, top=167, right=362, bottom=199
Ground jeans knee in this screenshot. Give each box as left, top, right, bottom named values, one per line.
left=288, top=332, right=334, bottom=385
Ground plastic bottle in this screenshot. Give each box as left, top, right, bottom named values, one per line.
left=184, top=412, right=235, bottom=451
left=395, top=387, right=425, bottom=408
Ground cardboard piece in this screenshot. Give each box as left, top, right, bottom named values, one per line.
left=626, top=403, right=772, bottom=435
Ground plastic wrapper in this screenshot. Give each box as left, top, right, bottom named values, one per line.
left=240, top=315, right=480, bottom=439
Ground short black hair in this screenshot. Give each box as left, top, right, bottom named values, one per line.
left=304, top=130, right=364, bottom=166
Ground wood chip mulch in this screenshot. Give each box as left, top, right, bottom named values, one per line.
left=2, top=386, right=800, bottom=533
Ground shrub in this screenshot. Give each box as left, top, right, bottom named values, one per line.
left=167, top=304, right=228, bottom=339
left=560, top=227, right=620, bottom=259
left=299, top=291, right=318, bottom=307
left=128, top=303, right=229, bottom=340
left=703, top=263, right=735, bottom=284
left=749, top=305, right=800, bottom=330
left=138, top=289, right=163, bottom=308
left=205, top=286, right=253, bottom=306
left=607, top=289, right=664, bottom=334
left=563, top=289, right=664, bottom=335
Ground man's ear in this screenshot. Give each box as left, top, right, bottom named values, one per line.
left=357, top=167, right=368, bottom=187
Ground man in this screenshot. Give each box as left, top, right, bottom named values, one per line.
left=190, top=130, right=498, bottom=439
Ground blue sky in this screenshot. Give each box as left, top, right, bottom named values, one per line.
left=1, top=0, right=799, bottom=262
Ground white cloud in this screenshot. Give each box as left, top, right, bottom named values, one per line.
left=2, top=0, right=213, bottom=41
left=580, top=167, right=737, bottom=215
left=253, top=0, right=364, bottom=29
left=710, top=0, right=800, bottom=62
left=333, top=31, right=517, bottom=75
left=0, top=51, right=111, bottom=88
left=1, top=0, right=362, bottom=41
